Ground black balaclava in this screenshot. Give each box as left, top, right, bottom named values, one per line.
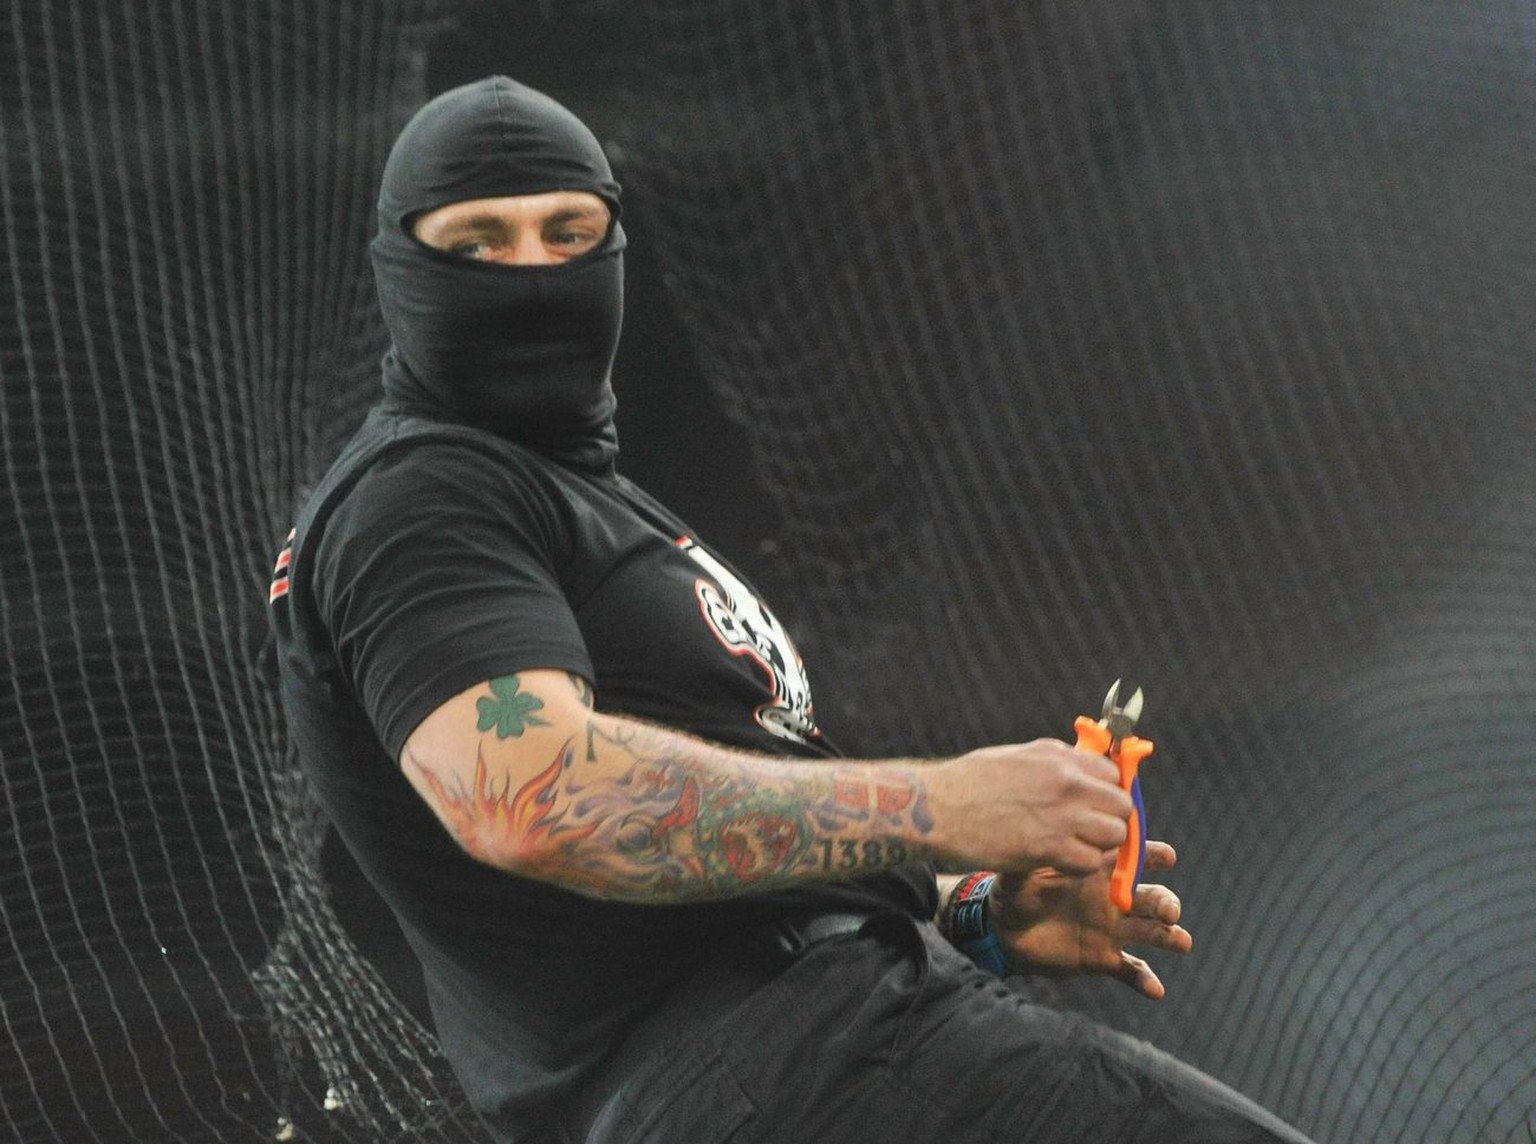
left=371, top=76, right=625, bottom=472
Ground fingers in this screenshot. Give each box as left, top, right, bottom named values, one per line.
left=1054, top=835, right=1121, bottom=877
left=1142, top=840, right=1177, bottom=872
left=1121, top=883, right=1193, bottom=956
left=1071, top=746, right=1124, bottom=788
left=1120, top=917, right=1193, bottom=955
left=946, top=740, right=1135, bottom=875
left=1117, top=952, right=1166, bottom=1001
left=1074, top=761, right=1136, bottom=828
left=1068, top=751, right=1135, bottom=867
left=1119, top=881, right=1189, bottom=1001
left=1051, top=740, right=1131, bottom=810
left=1041, top=745, right=1133, bottom=875
left=1132, top=881, right=1183, bottom=925
left=1065, top=758, right=1134, bottom=825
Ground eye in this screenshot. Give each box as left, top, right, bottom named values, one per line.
left=446, top=239, right=491, bottom=259
left=549, top=228, right=601, bottom=251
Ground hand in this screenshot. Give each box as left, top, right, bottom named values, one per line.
left=930, top=740, right=1133, bottom=875
left=991, top=841, right=1193, bottom=1000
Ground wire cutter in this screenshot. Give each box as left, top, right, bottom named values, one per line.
left=1073, top=681, right=1154, bottom=913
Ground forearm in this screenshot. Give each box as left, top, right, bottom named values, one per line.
left=404, top=669, right=1133, bottom=903
left=405, top=700, right=940, bottom=904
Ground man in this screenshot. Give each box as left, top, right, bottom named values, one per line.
left=271, top=76, right=1313, bottom=1143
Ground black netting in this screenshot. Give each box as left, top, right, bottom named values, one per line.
left=612, top=5, right=1536, bottom=1142
left=1, top=1, right=482, bottom=1140
left=4, top=1, right=1534, bottom=1141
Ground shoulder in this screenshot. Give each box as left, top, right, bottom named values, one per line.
left=295, top=415, right=594, bottom=596
left=313, top=417, right=576, bottom=539
left=351, top=437, right=556, bottom=508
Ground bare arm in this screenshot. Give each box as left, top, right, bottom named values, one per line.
left=401, top=670, right=1132, bottom=904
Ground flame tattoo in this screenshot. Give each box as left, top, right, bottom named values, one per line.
left=416, top=740, right=597, bottom=868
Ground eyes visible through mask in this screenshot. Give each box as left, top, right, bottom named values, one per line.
left=411, top=191, right=612, bottom=266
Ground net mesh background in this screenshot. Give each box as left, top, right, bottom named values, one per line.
left=3, top=1, right=1534, bottom=1141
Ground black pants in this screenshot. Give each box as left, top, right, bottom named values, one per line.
left=571, top=914, right=1316, bottom=1144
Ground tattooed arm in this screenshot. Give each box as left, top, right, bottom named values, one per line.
left=400, top=670, right=1132, bottom=904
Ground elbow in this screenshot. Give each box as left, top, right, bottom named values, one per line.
left=445, top=819, right=635, bottom=902
left=443, top=821, right=526, bottom=873
left=405, top=745, right=595, bottom=884
left=440, top=814, right=560, bottom=877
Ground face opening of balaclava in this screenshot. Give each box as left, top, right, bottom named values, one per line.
left=371, top=76, right=626, bottom=472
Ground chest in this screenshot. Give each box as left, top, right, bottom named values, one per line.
left=561, top=499, right=826, bottom=755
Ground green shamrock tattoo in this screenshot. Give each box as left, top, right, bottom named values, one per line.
left=476, top=676, right=550, bottom=739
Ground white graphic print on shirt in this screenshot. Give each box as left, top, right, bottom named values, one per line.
left=677, top=537, right=820, bottom=745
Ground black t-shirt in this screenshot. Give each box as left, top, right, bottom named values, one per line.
left=270, top=405, right=936, bottom=1140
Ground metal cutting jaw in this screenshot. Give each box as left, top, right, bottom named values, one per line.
left=1101, top=679, right=1144, bottom=742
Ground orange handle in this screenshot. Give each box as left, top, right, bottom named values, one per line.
left=1073, top=716, right=1111, bottom=756
left=1074, top=716, right=1154, bottom=913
